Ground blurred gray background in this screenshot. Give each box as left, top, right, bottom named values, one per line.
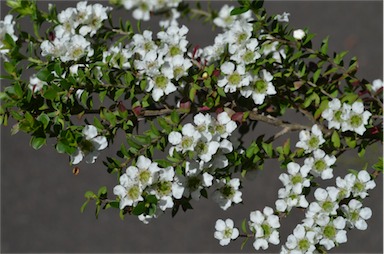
left=1, top=1, right=383, bottom=253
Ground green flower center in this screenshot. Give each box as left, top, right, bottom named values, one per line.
left=139, top=170, right=151, bottom=185
left=308, top=136, right=319, bottom=149
left=79, top=140, right=94, bottom=153
left=237, top=32, right=248, bottom=43
left=322, top=200, right=334, bottom=213
left=243, top=50, right=255, bottom=63
left=216, top=124, right=226, bottom=135
left=72, top=47, right=84, bottom=59
left=155, top=75, right=168, bottom=89
left=195, top=141, right=208, bottom=155
left=228, top=72, right=241, bottom=85
left=353, top=181, right=365, bottom=193
left=350, top=210, right=360, bottom=222
left=350, top=115, right=363, bottom=128
left=173, top=66, right=184, bottom=78
left=254, top=80, right=267, bottom=93
left=334, top=110, right=343, bottom=122
left=298, top=238, right=310, bottom=250
left=181, top=136, right=194, bottom=149
left=221, top=185, right=235, bottom=198
left=169, top=45, right=181, bottom=56
left=187, top=176, right=201, bottom=191
left=127, top=185, right=141, bottom=200
left=144, top=42, right=153, bottom=52
left=323, top=225, right=336, bottom=239
left=314, top=159, right=327, bottom=171
left=223, top=228, right=233, bottom=238
left=157, top=181, right=172, bottom=196
left=291, top=175, right=303, bottom=185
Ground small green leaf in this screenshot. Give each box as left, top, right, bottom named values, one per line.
left=241, top=218, right=247, bottom=233
left=80, top=200, right=89, bottom=213
left=331, top=131, right=340, bottom=148
left=345, top=136, right=356, bottom=149
left=31, top=136, right=46, bottom=150
left=170, top=110, right=180, bottom=124
left=262, top=142, right=273, bottom=158
left=230, top=6, right=249, bottom=16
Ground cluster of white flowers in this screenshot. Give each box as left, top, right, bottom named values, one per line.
left=40, top=1, right=110, bottom=62
left=113, top=155, right=184, bottom=223
left=322, top=99, right=372, bottom=135
left=169, top=111, right=236, bottom=166
left=200, top=5, right=282, bottom=105
left=277, top=123, right=376, bottom=252
left=71, top=125, right=108, bottom=164
left=113, top=25, right=192, bottom=101
left=0, top=14, right=17, bottom=57
left=121, top=0, right=181, bottom=21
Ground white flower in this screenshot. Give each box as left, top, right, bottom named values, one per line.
left=125, top=155, right=159, bottom=188
left=249, top=206, right=280, bottom=250
left=240, top=69, right=276, bottom=105
left=307, top=187, right=339, bottom=217
left=341, top=199, right=372, bottom=230
left=226, top=20, right=253, bottom=47
left=230, top=38, right=261, bottom=65
left=218, top=62, right=251, bottom=93
left=345, top=170, right=376, bottom=199
left=168, top=123, right=201, bottom=154
left=0, top=15, right=18, bottom=56
left=321, top=98, right=346, bottom=130
left=28, top=75, right=47, bottom=93
left=134, top=50, right=164, bottom=76
left=168, top=55, right=192, bottom=80
left=371, top=79, right=383, bottom=92
left=214, top=218, right=239, bottom=246
left=260, top=35, right=286, bottom=63
left=275, top=187, right=309, bottom=212
left=150, top=166, right=183, bottom=211
left=214, top=111, right=237, bottom=139
left=70, top=125, right=108, bottom=164
left=78, top=3, right=110, bottom=37
left=103, top=43, right=132, bottom=69
left=131, top=30, right=157, bottom=57
left=178, top=161, right=213, bottom=200
left=284, top=224, right=317, bottom=253
left=279, top=162, right=311, bottom=194
left=304, top=149, right=336, bottom=180
left=335, top=175, right=353, bottom=200
left=293, top=29, right=305, bottom=40
left=318, top=216, right=347, bottom=250
left=113, top=174, right=144, bottom=209
left=213, top=5, right=236, bottom=28
left=213, top=178, right=242, bottom=210
left=341, top=101, right=372, bottom=135
left=275, top=12, right=290, bottom=22
left=146, top=64, right=176, bottom=101
left=193, top=113, right=212, bottom=138
left=195, top=136, right=220, bottom=163
left=60, top=35, right=94, bottom=62
left=296, top=124, right=325, bottom=153
left=56, top=7, right=78, bottom=37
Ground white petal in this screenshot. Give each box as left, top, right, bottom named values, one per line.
left=168, top=131, right=182, bottom=145
left=83, top=125, right=98, bottom=139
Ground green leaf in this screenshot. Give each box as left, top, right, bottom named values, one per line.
left=37, top=68, right=53, bottom=82
left=170, top=110, right=180, bottom=124
left=334, top=51, right=348, bottom=65
left=84, top=191, right=96, bottom=199
left=320, top=36, right=329, bottom=55
left=241, top=218, right=247, bottom=233
left=345, top=136, right=356, bottom=149
left=80, top=200, right=89, bottom=213
left=372, top=157, right=383, bottom=172
left=230, top=6, right=249, bottom=16
left=331, top=131, right=340, bottom=148
left=98, top=186, right=107, bottom=196
left=31, top=136, right=46, bottom=150
left=262, top=142, right=273, bottom=157
left=132, top=202, right=145, bottom=215
left=37, top=113, right=50, bottom=129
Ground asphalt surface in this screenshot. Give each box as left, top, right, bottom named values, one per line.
left=1, top=1, right=383, bottom=253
